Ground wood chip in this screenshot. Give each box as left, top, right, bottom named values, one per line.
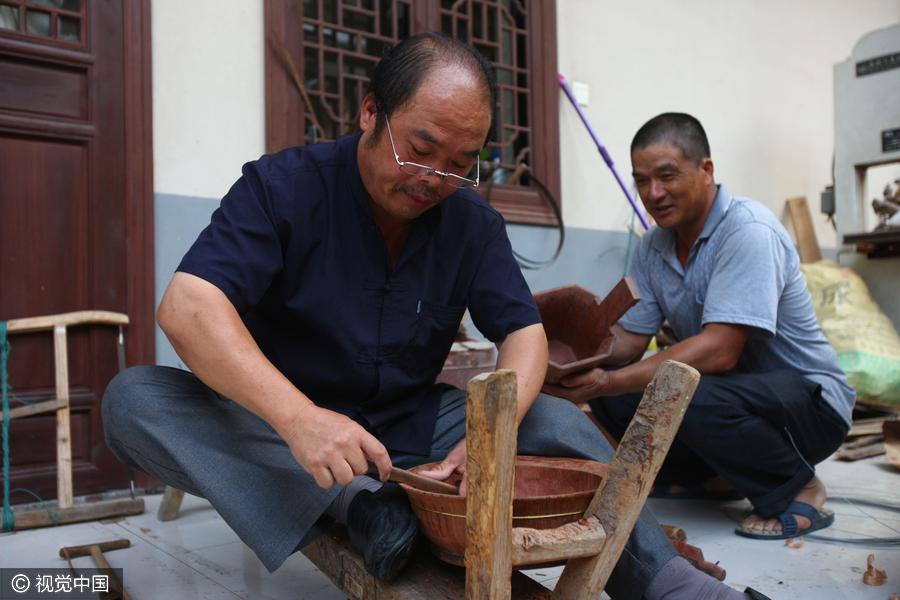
left=863, top=554, right=887, bottom=586
left=785, top=537, right=804, bottom=548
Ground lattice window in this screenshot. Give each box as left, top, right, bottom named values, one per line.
left=267, top=0, right=559, bottom=225
left=440, top=1, right=529, bottom=175
left=294, top=0, right=410, bottom=143
left=0, top=0, right=85, bottom=45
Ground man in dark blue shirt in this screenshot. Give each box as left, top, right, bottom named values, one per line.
left=102, top=33, right=766, bottom=600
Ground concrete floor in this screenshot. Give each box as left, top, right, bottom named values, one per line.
left=1, top=453, right=898, bottom=599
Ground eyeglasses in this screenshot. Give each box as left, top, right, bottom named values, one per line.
left=384, top=115, right=480, bottom=188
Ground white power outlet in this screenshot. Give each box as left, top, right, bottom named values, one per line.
left=572, top=81, right=590, bottom=107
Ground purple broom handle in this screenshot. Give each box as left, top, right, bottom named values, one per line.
left=558, top=74, right=650, bottom=230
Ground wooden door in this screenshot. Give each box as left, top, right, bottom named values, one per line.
left=0, top=0, right=154, bottom=504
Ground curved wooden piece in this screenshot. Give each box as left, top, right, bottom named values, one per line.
left=535, top=279, right=640, bottom=384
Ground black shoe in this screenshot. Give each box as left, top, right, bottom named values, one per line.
left=745, top=588, right=773, bottom=600
left=346, top=482, right=418, bottom=582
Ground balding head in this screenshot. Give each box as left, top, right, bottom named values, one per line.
left=365, top=32, right=498, bottom=147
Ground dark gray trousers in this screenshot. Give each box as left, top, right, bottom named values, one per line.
left=102, top=365, right=676, bottom=600
left=589, top=370, right=849, bottom=517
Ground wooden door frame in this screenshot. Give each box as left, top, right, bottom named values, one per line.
left=122, top=0, right=155, bottom=369
left=121, top=0, right=156, bottom=487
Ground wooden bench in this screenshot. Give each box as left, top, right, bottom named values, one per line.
left=301, top=360, right=699, bottom=600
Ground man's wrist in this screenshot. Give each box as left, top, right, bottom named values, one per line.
left=602, top=367, right=623, bottom=397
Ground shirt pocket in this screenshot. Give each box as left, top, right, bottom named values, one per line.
left=691, top=291, right=706, bottom=333
left=403, top=299, right=467, bottom=380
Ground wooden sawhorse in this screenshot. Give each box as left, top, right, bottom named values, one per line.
left=302, top=360, right=699, bottom=600
left=3, top=311, right=144, bottom=530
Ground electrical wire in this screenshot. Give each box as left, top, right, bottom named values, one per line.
left=784, top=427, right=900, bottom=547
left=482, top=163, right=564, bottom=270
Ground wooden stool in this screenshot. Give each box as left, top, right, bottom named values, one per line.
left=302, top=360, right=699, bottom=600
left=3, top=311, right=144, bottom=530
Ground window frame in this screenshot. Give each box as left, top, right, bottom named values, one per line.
left=264, top=0, right=560, bottom=226
left=0, top=0, right=88, bottom=47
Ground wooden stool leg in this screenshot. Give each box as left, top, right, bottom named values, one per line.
left=464, top=370, right=518, bottom=600
left=157, top=486, right=186, bottom=521
left=53, top=324, right=73, bottom=509
left=552, top=360, right=699, bottom=600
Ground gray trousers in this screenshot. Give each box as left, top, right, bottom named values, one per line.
left=102, top=365, right=676, bottom=600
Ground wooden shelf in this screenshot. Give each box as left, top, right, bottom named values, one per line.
left=843, top=229, right=900, bottom=258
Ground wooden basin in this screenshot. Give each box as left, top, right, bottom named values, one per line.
left=533, top=279, right=640, bottom=384
left=401, top=456, right=608, bottom=566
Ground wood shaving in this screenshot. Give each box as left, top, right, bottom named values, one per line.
left=785, top=537, right=804, bottom=548
left=863, top=553, right=887, bottom=586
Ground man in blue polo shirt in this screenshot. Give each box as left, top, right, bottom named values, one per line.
left=545, top=113, right=854, bottom=544
left=103, top=38, right=770, bottom=600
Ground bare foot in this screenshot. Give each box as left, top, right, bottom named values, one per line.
left=740, top=476, right=827, bottom=532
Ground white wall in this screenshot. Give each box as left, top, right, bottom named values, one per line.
left=556, top=0, right=900, bottom=249
left=150, top=1, right=900, bottom=244
left=152, top=0, right=266, bottom=199
left=149, top=1, right=900, bottom=360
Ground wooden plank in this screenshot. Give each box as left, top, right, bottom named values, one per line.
left=465, top=370, right=518, bottom=600
left=156, top=486, right=186, bottom=522
left=8, top=397, right=67, bottom=420
left=786, top=197, right=822, bottom=263
left=552, top=360, right=699, bottom=600
left=299, top=524, right=551, bottom=600
left=835, top=442, right=885, bottom=461
left=885, top=420, right=900, bottom=470
left=848, top=419, right=889, bottom=437
left=6, top=310, right=129, bottom=334
left=841, top=434, right=883, bottom=450
left=511, top=516, right=605, bottom=566
left=855, top=397, right=900, bottom=415
left=59, top=539, right=131, bottom=558
left=54, top=324, right=73, bottom=509
left=11, top=499, right=145, bottom=531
